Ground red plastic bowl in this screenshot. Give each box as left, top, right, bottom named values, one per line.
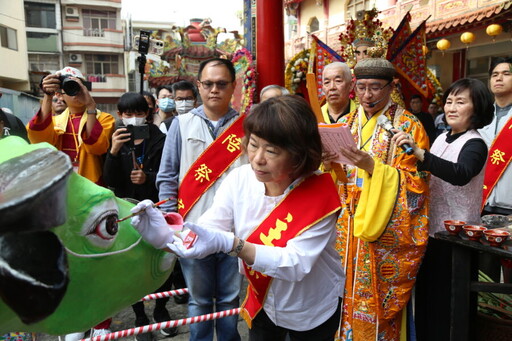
left=463, top=225, right=487, bottom=241
left=444, top=220, right=466, bottom=236
left=483, top=229, right=510, bottom=247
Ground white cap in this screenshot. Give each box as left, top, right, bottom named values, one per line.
left=58, top=66, right=85, bottom=81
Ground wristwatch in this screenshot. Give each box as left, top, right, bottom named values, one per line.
left=228, top=238, right=245, bottom=257
left=86, top=108, right=97, bottom=115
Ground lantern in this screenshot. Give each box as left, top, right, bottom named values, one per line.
left=486, top=24, right=503, bottom=42
left=460, top=32, right=475, bottom=47
left=436, top=39, right=451, bottom=55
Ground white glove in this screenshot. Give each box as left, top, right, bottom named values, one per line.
left=130, top=199, right=176, bottom=249
left=167, top=222, right=234, bottom=259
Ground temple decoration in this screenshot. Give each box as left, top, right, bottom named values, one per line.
left=145, top=19, right=244, bottom=88
left=338, top=8, right=394, bottom=68
left=486, top=24, right=503, bottom=41
left=460, top=32, right=475, bottom=47
left=436, top=38, right=451, bottom=53
left=284, top=49, right=310, bottom=95
left=230, top=48, right=256, bottom=115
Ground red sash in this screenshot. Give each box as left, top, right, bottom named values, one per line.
left=178, top=115, right=245, bottom=218
left=482, top=115, right=512, bottom=209
left=239, top=173, right=340, bottom=328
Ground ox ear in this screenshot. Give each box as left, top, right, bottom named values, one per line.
left=0, top=231, right=69, bottom=324
left=0, top=147, right=72, bottom=234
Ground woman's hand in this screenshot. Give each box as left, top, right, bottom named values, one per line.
left=391, top=129, right=424, bottom=161
left=340, top=146, right=375, bottom=175
left=167, top=222, right=234, bottom=259
left=130, top=200, right=176, bottom=249
left=110, top=127, right=131, bottom=156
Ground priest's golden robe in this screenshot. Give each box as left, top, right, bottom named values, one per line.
left=335, top=103, right=429, bottom=341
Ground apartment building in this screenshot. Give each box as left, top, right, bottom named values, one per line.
left=20, top=0, right=126, bottom=114
left=61, top=0, right=125, bottom=113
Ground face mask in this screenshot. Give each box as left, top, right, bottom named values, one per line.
left=122, top=117, right=146, bottom=126
left=158, top=98, right=176, bottom=113
left=175, top=100, right=195, bottom=115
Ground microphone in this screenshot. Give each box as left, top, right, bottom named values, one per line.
left=376, top=115, right=414, bottom=155
left=368, top=97, right=386, bottom=108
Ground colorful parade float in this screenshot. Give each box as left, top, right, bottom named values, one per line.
left=145, top=19, right=256, bottom=115
left=285, top=8, right=444, bottom=112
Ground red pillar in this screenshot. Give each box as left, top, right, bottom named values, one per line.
left=256, top=0, right=284, bottom=91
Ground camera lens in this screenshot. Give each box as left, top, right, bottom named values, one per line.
left=61, top=78, right=81, bottom=96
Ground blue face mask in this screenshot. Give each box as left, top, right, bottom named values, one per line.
left=158, top=98, right=176, bottom=113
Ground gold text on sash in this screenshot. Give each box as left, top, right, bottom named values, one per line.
left=490, top=149, right=506, bottom=165
left=177, top=198, right=185, bottom=210
left=222, top=134, right=242, bottom=152
left=194, top=163, right=212, bottom=182
left=260, top=213, right=293, bottom=246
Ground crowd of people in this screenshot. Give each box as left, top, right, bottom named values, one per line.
left=1, top=51, right=510, bottom=341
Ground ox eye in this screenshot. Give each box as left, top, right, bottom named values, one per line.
left=92, top=212, right=119, bottom=240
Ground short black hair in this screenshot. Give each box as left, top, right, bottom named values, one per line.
left=172, top=81, right=198, bottom=99
left=156, top=85, right=173, bottom=98
left=489, top=56, right=512, bottom=76
left=243, top=95, right=322, bottom=178
left=442, top=78, right=494, bottom=130
left=142, top=90, right=156, bottom=108
left=410, top=94, right=423, bottom=102
left=197, top=58, right=236, bottom=82
left=117, top=92, right=149, bottom=114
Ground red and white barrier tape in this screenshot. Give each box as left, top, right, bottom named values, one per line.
left=140, top=288, right=189, bottom=301
left=81, top=307, right=241, bottom=341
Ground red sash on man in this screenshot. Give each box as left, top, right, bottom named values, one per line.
left=239, top=173, right=340, bottom=328
left=481, top=116, right=512, bottom=210
left=178, top=115, right=245, bottom=218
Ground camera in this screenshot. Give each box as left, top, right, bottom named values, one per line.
left=125, top=124, right=150, bottom=142
left=59, top=75, right=92, bottom=96
left=133, top=30, right=164, bottom=56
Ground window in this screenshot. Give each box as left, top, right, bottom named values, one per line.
left=82, top=9, right=116, bottom=37
left=85, top=54, right=119, bottom=78
left=308, top=17, right=319, bottom=33
left=25, top=2, right=56, bottom=29
left=347, top=0, right=372, bottom=19
left=0, top=26, right=18, bottom=50
left=27, top=32, right=59, bottom=52
left=29, top=54, right=60, bottom=72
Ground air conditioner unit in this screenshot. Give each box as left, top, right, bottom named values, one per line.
left=69, top=53, right=83, bottom=64
left=65, top=6, right=79, bottom=19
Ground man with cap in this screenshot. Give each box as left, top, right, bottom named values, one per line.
left=325, top=56, right=429, bottom=341
left=27, top=67, right=115, bottom=185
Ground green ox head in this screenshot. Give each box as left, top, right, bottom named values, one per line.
left=0, top=137, right=175, bottom=334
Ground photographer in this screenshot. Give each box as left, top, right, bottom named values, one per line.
left=103, top=92, right=177, bottom=339
left=103, top=92, right=166, bottom=201
left=27, top=66, right=115, bottom=185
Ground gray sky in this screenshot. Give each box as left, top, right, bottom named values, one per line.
left=121, top=0, right=244, bottom=31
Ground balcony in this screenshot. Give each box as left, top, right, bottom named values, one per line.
left=62, top=28, right=123, bottom=53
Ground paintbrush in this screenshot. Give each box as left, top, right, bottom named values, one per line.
left=116, top=197, right=176, bottom=223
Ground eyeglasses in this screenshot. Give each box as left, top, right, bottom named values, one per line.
left=198, top=80, right=232, bottom=90
left=355, top=80, right=392, bottom=94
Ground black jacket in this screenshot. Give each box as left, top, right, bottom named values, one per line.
left=103, top=124, right=165, bottom=202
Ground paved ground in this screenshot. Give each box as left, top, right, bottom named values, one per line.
left=36, top=283, right=249, bottom=341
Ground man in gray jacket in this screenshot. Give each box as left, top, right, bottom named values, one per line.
left=157, top=58, right=245, bottom=341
